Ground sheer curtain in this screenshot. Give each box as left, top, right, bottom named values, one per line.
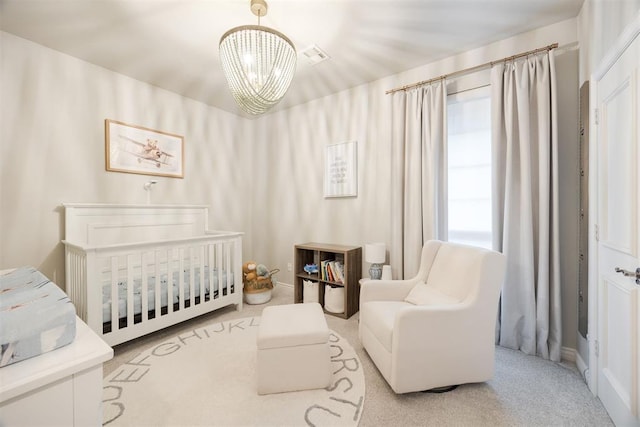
left=491, top=53, right=562, bottom=361
left=390, top=81, right=447, bottom=279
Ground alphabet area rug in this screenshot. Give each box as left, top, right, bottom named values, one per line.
left=103, top=316, right=365, bottom=426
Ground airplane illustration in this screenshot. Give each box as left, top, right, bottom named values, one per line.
left=119, top=135, right=173, bottom=168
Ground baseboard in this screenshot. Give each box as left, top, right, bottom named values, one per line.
left=561, top=346, right=576, bottom=363
left=561, top=346, right=591, bottom=387
left=277, top=282, right=293, bottom=289
left=575, top=351, right=589, bottom=385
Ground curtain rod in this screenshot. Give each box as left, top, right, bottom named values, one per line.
left=385, top=42, right=558, bottom=95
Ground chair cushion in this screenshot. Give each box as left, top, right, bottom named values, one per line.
left=404, top=282, right=461, bottom=306
left=360, top=301, right=410, bottom=353
left=426, top=243, right=487, bottom=301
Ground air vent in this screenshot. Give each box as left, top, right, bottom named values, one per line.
left=300, top=44, right=330, bottom=65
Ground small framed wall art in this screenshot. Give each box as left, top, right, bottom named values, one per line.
left=324, top=141, right=357, bottom=198
left=105, top=119, right=184, bottom=178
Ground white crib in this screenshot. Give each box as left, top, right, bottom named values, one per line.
left=62, top=204, right=243, bottom=346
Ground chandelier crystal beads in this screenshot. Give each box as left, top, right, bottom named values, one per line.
left=219, top=0, right=296, bottom=115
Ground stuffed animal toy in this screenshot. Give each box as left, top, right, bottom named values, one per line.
left=243, top=261, right=257, bottom=282
left=256, top=264, right=269, bottom=277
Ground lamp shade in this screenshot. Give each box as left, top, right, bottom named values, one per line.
left=365, top=243, right=386, bottom=264
left=219, top=25, right=297, bottom=115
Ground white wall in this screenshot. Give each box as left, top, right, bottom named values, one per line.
left=0, top=32, right=254, bottom=285
left=251, top=80, right=391, bottom=282
left=579, top=0, right=640, bottom=84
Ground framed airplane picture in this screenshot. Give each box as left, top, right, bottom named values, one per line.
left=105, top=119, right=184, bottom=178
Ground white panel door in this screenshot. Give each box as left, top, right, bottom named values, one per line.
left=596, top=21, right=640, bottom=427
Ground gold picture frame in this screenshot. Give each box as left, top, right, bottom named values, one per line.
left=105, top=119, right=184, bottom=178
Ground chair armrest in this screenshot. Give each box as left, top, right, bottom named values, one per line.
left=393, top=303, right=495, bottom=356
left=360, top=279, right=419, bottom=303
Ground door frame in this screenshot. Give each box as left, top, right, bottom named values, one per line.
left=588, top=12, right=640, bottom=395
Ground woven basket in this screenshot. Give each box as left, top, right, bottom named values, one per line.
left=243, top=269, right=279, bottom=294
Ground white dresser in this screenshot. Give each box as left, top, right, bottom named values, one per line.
left=0, top=317, right=113, bottom=426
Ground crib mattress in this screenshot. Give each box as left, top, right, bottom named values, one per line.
left=102, top=268, right=234, bottom=323
left=0, top=267, right=77, bottom=367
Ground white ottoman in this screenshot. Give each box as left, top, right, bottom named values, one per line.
left=257, top=303, right=332, bottom=395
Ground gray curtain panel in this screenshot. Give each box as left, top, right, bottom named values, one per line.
left=390, top=82, right=447, bottom=279
left=389, top=56, right=561, bottom=362
left=491, top=53, right=562, bottom=361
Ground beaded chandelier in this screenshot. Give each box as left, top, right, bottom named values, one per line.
left=219, top=0, right=297, bottom=115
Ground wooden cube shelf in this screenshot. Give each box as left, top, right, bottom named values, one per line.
left=294, top=242, right=362, bottom=319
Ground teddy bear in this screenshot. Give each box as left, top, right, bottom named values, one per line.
left=243, top=261, right=258, bottom=283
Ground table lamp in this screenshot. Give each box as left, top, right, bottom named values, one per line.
left=365, top=243, right=386, bottom=280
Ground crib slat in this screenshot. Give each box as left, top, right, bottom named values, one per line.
left=216, top=242, right=224, bottom=296
left=154, top=250, right=162, bottom=318
left=220, top=243, right=225, bottom=298
left=188, top=246, right=195, bottom=308
left=126, top=254, right=135, bottom=326
left=215, top=243, right=220, bottom=300
left=212, top=243, right=218, bottom=298
left=141, top=251, right=149, bottom=322
left=224, top=241, right=230, bottom=296
left=110, top=256, right=119, bottom=331
left=178, top=248, right=184, bottom=311
left=167, top=248, right=174, bottom=315
left=232, top=239, right=239, bottom=298
left=199, top=245, right=205, bottom=305
left=234, top=237, right=243, bottom=311
left=222, top=241, right=228, bottom=296
left=225, top=241, right=231, bottom=296
left=208, top=243, right=215, bottom=300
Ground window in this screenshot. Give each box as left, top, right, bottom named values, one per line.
left=447, top=86, right=492, bottom=249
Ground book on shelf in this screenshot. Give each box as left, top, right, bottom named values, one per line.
left=333, top=261, right=345, bottom=283
left=319, top=259, right=345, bottom=284
left=329, top=260, right=344, bottom=284
left=320, top=259, right=331, bottom=281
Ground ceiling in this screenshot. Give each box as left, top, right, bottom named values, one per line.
left=0, top=0, right=584, bottom=117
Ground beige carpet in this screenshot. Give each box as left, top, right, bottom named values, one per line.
left=105, top=286, right=613, bottom=426
left=103, top=316, right=365, bottom=426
